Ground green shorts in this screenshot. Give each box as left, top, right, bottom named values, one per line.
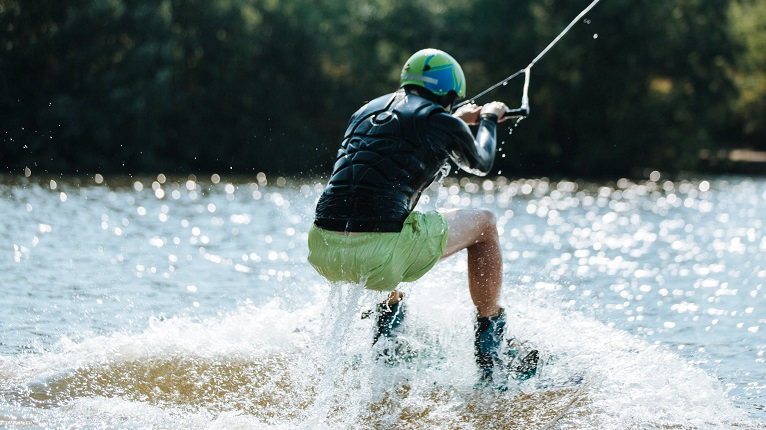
left=307, top=211, right=449, bottom=291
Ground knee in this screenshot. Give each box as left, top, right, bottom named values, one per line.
left=476, top=209, right=498, bottom=236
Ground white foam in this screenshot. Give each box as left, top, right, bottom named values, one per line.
left=0, top=278, right=755, bottom=429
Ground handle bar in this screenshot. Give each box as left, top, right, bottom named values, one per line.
left=503, top=106, right=529, bottom=120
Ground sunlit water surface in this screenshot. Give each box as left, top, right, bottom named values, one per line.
left=1, top=173, right=764, bottom=429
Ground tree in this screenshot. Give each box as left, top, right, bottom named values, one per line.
left=729, top=0, right=766, bottom=149
left=0, top=0, right=753, bottom=177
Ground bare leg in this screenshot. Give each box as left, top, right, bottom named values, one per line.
left=441, top=208, right=502, bottom=318
left=385, top=290, right=401, bottom=305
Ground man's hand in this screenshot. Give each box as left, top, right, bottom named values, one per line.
left=453, top=102, right=482, bottom=126
left=454, top=101, right=512, bottom=125
left=480, top=101, right=511, bottom=123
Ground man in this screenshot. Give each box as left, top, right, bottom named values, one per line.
left=307, top=48, right=536, bottom=381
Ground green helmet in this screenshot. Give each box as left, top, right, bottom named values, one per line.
left=400, top=48, right=466, bottom=98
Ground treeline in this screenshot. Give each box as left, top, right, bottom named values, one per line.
left=1, top=0, right=764, bottom=178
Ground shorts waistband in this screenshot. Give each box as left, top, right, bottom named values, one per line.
left=314, top=218, right=404, bottom=233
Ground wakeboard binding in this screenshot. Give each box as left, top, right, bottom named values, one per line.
left=475, top=308, right=539, bottom=383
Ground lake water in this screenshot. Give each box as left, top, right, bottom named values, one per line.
left=1, top=172, right=764, bottom=429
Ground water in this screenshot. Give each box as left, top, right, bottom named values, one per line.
left=1, top=173, right=765, bottom=429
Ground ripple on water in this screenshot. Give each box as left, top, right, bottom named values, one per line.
left=0, top=173, right=764, bottom=426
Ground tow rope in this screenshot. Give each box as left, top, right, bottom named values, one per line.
left=453, top=0, right=602, bottom=119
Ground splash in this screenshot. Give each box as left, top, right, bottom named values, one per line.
left=0, top=279, right=753, bottom=429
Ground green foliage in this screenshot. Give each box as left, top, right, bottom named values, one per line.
left=1, top=0, right=328, bottom=175
left=729, top=0, right=766, bottom=148
left=0, top=0, right=759, bottom=177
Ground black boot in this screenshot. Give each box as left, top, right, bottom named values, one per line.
left=475, top=308, right=507, bottom=381
left=475, top=308, right=539, bottom=382
left=372, top=296, right=406, bottom=345
left=363, top=295, right=413, bottom=363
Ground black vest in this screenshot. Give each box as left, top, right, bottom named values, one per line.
left=315, top=90, right=497, bottom=232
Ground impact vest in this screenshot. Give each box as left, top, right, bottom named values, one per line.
left=314, top=90, right=498, bottom=232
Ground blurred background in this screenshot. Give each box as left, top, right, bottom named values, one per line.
left=1, top=0, right=764, bottom=178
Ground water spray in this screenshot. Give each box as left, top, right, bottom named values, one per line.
left=453, top=0, right=602, bottom=119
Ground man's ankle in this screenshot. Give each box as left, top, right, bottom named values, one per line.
left=477, top=305, right=502, bottom=319
left=386, top=290, right=402, bottom=305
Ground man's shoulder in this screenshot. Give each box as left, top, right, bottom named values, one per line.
left=364, top=92, right=400, bottom=109
left=349, top=92, right=399, bottom=118
left=426, top=107, right=469, bottom=133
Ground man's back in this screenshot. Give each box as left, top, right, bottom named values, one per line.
left=315, top=89, right=491, bottom=233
